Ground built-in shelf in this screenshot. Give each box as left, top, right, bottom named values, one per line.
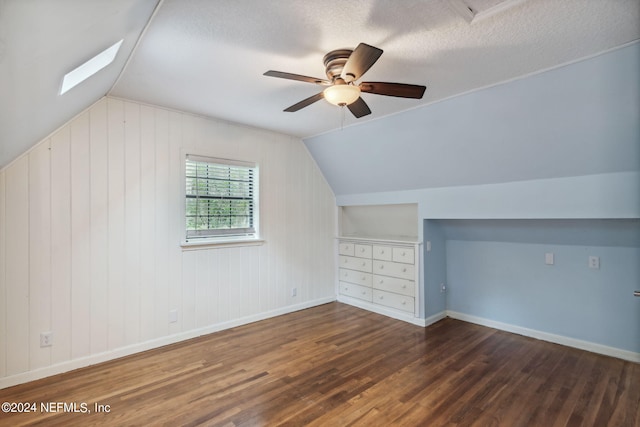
left=340, top=203, right=419, bottom=242
left=338, top=235, right=421, bottom=245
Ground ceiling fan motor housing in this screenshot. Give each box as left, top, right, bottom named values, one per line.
left=323, top=49, right=354, bottom=82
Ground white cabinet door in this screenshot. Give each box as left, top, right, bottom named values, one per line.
left=373, top=290, right=414, bottom=313
left=354, top=244, right=372, bottom=259
left=340, top=282, right=373, bottom=302
left=372, top=245, right=392, bottom=261
left=339, top=242, right=355, bottom=256
left=392, top=247, right=414, bottom=264
left=373, top=260, right=414, bottom=280
left=340, top=268, right=372, bottom=287
left=339, top=256, right=372, bottom=273
left=373, top=275, right=414, bottom=297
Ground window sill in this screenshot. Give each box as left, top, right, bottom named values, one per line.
left=181, top=237, right=265, bottom=251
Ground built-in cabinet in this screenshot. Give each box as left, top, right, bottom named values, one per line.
left=338, top=238, right=420, bottom=317
left=336, top=203, right=421, bottom=321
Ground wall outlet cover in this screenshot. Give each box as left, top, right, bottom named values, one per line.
left=40, top=332, right=53, bottom=347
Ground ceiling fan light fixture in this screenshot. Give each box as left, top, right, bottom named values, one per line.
left=323, top=84, right=361, bottom=106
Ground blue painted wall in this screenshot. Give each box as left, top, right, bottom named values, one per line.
left=423, top=220, right=447, bottom=317
left=422, top=219, right=640, bottom=353
left=445, top=239, right=640, bottom=353
left=305, top=42, right=640, bottom=196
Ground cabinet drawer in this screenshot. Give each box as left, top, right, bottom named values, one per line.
left=354, top=244, right=372, bottom=258
left=392, top=247, right=415, bottom=264
left=339, top=268, right=372, bottom=287
left=339, top=242, right=355, bottom=256
left=373, top=260, right=414, bottom=280
left=340, top=282, right=373, bottom=302
left=373, top=289, right=414, bottom=313
left=339, top=256, right=372, bottom=273
left=373, top=275, right=414, bottom=297
left=372, top=245, right=392, bottom=261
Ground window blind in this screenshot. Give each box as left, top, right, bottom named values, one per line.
left=185, top=155, right=256, bottom=239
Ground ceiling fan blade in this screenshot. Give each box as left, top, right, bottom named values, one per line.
left=284, top=92, right=325, bottom=112
left=264, top=70, right=331, bottom=85
left=360, top=82, right=426, bottom=99
left=347, top=97, right=371, bottom=118
left=341, top=43, right=383, bottom=83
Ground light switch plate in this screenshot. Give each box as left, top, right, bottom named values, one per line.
left=545, top=252, right=554, bottom=265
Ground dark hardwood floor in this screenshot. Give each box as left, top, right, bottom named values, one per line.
left=1, top=302, right=638, bottom=426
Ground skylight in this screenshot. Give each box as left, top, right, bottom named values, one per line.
left=60, top=39, right=124, bottom=95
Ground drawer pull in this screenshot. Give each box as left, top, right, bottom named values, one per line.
left=362, top=291, right=367, bottom=295
left=380, top=250, right=385, bottom=254
left=362, top=262, right=366, bottom=267
left=344, top=272, right=348, bottom=276
left=379, top=280, right=384, bottom=284
left=401, top=301, right=406, bottom=305
left=361, top=276, right=366, bottom=281
left=402, top=268, right=407, bottom=272
left=360, top=248, right=365, bottom=252
left=402, top=285, right=406, bottom=289
left=344, top=259, right=348, bottom=263
left=401, top=251, right=406, bottom=256
left=379, top=295, right=384, bottom=300
left=379, top=265, right=384, bottom=269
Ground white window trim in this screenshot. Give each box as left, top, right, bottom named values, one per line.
left=181, top=237, right=265, bottom=250
left=180, top=150, right=262, bottom=249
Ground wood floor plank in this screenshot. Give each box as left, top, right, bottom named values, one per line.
left=0, top=302, right=638, bottom=426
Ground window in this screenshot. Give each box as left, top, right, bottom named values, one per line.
left=185, top=154, right=257, bottom=241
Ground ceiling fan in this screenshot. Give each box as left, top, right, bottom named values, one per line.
left=264, top=43, right=426, bottom=118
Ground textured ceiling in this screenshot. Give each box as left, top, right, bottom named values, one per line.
left=111, top=0, right=639, bottom=139
left=0, top=0, right=639, bottom=168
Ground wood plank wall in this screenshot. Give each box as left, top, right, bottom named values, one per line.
left=0, top=97, right=336, bottom=384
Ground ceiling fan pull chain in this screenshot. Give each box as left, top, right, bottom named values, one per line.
left=340, top=105, right=345, bottom=130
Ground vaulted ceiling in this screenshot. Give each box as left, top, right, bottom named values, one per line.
left=1, top=0, right=638, bottom=169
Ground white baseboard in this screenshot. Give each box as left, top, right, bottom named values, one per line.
left=424, top=311, right=447, bottom=327
left=446, top=311, right=640, bottom=363
left=0, top=297, right=336, bottom=390
left=336, top=295, right=446, bottom=327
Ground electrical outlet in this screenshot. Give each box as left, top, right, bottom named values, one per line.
left=291, top=287, right=297, bottom=297
left=169, top=309, right=178, bottom=323
left=588, top=256, right=600, bottom=269
left=40, top=332, right=53, bottom=347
